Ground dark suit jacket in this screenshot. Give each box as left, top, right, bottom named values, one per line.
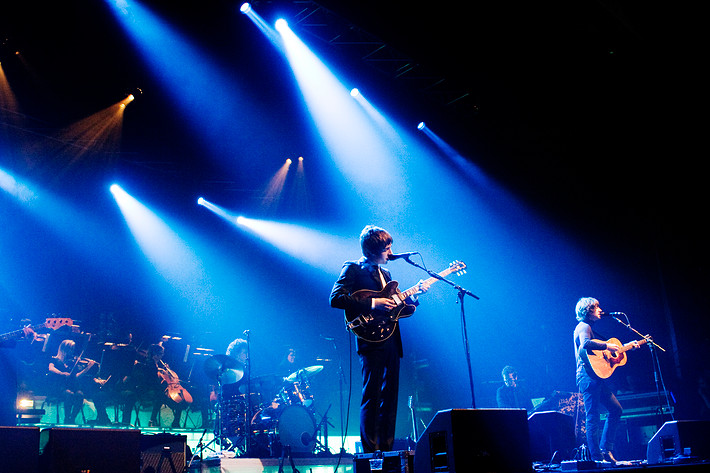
left=330, top=257, right=404, bottom=356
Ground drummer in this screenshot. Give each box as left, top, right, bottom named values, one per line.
left=277, top=347, right=300, bottom=379
left=222, top=338, right=248, bottom=397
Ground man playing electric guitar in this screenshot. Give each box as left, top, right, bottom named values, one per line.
left=574, top=297, right=641, bottom=464
left=330, top=225, right=428, bottom=453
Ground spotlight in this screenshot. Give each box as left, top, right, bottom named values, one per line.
left=275, top=19, right=288, bottom=32
left=236, top=216, right=246, bottom=225
left=417, top=121, right=426, bottom=130
left=350, top=88, right=360, bottom=97
left=109, top=183, right=120, bottom=194
left=197, top=197, right=205, bottom=206
left=239, top=2, right=251, bottom=13
left=298, top=156, right=303, bottom=161
left=286, top=158, right=292, bottom=165
left=119, top=93, right=136, bottom=108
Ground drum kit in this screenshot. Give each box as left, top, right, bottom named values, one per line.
left=202, top=354, right=326, bottom=458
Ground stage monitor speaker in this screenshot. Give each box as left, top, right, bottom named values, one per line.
left=0, top=426, right=40, bottom=473
left=527, top=411, right=575, bottom=462
left=40, top=427, right=141, bottom=473
left=647, top=420, right=710, bottom=464
left=141, top=432, right=187, bottom=473
left=414, top=408, right=531, bottom=473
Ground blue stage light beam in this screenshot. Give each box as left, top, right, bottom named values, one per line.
left=240, top=4, right=281, bottom=44
left=103, top=0, right=254, bottom=162
left=197, top=196, right=240, bottom=224
left=199, top=199, right=351, bottom=273
left=0, top=167, right=37, bottom=203
left=416, top=122, right=491, bottom=187
left=234, top=216, right=354, bottom=274
left=1, top=167, right=113, bottom=254
left=110, top=183, right=215, bottom=311
left=274, top=21, right=409, bottom=214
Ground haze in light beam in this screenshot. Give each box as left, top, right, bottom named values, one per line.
left=276, top=22, right=408, bottom=212
left=236, top=217, right=354, bottom=273
left=111, top=185, right=214, bottom=309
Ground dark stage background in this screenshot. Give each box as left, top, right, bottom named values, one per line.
left=1, top=0, right=707, bottom=441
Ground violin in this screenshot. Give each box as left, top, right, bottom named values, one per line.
left=157, top=360, right=193, bottom=404
left=76, top=357, right=100, bottom=367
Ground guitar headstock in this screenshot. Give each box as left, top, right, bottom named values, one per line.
left=45, top=317, right=73, bottom=330
left=449, top=260, right=467, bottom=276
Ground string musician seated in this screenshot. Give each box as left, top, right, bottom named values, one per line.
left=47, top=339, right=111, bottom=425
left=121, top=344, right=187, bottom=428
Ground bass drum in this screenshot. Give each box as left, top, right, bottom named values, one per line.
left=252, top=405, right=316, bottom=456
left=277, top=405, right=316, bottom=453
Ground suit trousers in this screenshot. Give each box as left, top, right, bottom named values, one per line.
left=359, top=338, right=400, bottom=453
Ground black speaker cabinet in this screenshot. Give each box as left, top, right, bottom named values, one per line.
left=141, top=432, right=187, bottom=473
left=0, top=426, right=40, bottom=473
left=414, top=408, right=531, bottom=473
left=647, top=420, right=710, bottom=464
left=40, top=427, right=141, bottom=473
left=527, top=411, right=575, bottom=462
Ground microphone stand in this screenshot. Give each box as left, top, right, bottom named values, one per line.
left=402, top=256, right=480, bottom=408
left=244, top=331, right=253, bottom=457
left=329, top=337, right=348, bottom=455
left=609, top=314, right=673, bottom=423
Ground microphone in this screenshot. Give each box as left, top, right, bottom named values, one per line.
left=388, top=251, right=419, bottom=261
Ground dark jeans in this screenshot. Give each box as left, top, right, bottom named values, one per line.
left=359, top=340, right=400, bottom=453
left=578, top=376, right=622, bottom=460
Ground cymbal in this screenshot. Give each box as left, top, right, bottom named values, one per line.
left=203, top=354, right=240, bottom=381
left=284, top=365, right=323, bottom=383
left=221, top=368, right=244, bottom=384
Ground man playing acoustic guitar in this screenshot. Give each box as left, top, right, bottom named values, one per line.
left=574, top=297, right=641, bottom=464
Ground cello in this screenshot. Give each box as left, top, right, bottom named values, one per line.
left=157, top=359, right=193, bottom=404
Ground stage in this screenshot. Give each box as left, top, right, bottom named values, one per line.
left=3, top=419, right=710, bottom=473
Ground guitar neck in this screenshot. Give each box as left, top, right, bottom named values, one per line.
left=399, top=267, right=456, bottom=300
left=621, top=339, right=647, bottom=353
left=0, top=323, right=47, bottom=342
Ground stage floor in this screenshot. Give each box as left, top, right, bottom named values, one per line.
left=190, top=456, right=353, bottom=473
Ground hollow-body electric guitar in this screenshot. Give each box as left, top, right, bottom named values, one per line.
left=344, top=261, right=466, bottom=343
left=582, top=337, right=647, bottom=379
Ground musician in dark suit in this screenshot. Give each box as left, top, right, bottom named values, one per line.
left=330, top=225, right=428, bottom=452
left=574, top=297, right=638, bottom=463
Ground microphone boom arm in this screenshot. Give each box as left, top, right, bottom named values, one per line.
left=402, top=258, right=479, bottom=300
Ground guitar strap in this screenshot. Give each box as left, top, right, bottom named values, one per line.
left=376, top=266, right=387, bottom=289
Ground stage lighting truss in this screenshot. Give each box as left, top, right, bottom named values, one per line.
left=250, top=0, right=477, bottom=114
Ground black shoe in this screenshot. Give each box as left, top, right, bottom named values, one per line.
left=602, top=451, right=618, bottom=464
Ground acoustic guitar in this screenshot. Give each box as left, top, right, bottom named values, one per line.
left=582, top=337, right=647, bottom=379
left=344, top=260, right=466, bottom=343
